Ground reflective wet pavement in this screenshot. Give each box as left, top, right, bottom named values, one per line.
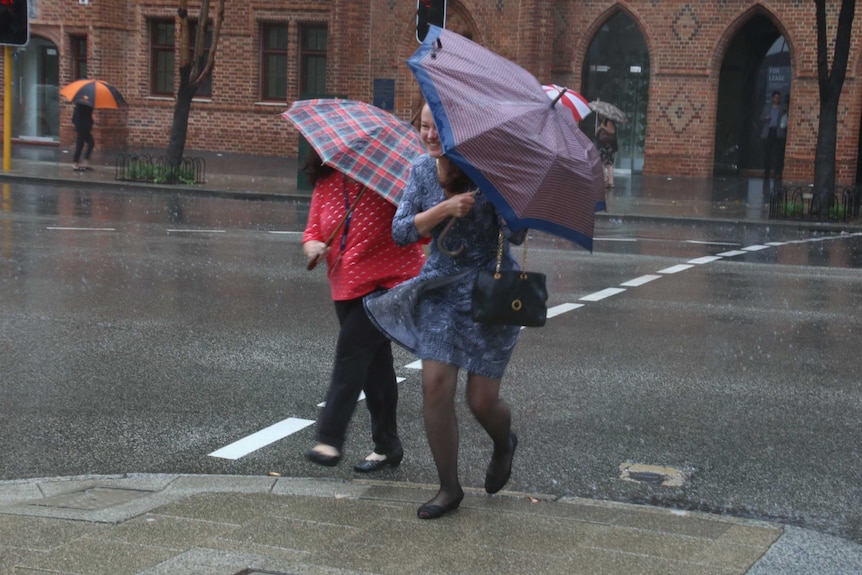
left=1, top=152, right=862, bottom=574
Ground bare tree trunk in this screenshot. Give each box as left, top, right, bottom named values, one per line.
left=813, top=0, right=855, bottom=202
left=164, top=0, right=225, bottom=172
left=165, top=64, right=197, bottom=170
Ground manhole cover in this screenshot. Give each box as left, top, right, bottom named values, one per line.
left=27, top=487, right=154, bottom=510
left=619, top=462, right=692, bottom=487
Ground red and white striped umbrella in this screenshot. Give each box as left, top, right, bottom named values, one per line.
left=542, top=84, right=592, bottom=122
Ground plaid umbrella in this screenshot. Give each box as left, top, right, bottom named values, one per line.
left=543, top=84, right=592, bottom=122
left=408, top=26, right=605, bottom=251
left=282, top=99, right=425, bottom=205
left=60, top=79, right=127, bottom=109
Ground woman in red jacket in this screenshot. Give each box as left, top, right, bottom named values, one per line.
left=302, top=148, right=425, bottom=472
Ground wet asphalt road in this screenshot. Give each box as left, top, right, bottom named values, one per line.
left=2, top=182, right=861, bottom=544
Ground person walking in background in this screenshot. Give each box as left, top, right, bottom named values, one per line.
left=72, top=102, right=95, bottom=173
left=759, top=90, right=788, bottom=182
left=595, top=114, right=617, bottom=188
left=365, top=103, right=524, bottom=520
left=302, top=147, right=425, bottom=472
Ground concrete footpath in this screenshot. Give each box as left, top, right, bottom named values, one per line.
left=2, top=151, right=862, bottom=574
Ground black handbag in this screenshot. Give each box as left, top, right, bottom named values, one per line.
left=471, top=231, right=548, bottom=327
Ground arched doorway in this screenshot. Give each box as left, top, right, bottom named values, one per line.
left=581, top=11, right=650, bottom=174
left=11, top=37, right=60, bottom=142
left=714, top=15, right=790, bottom=176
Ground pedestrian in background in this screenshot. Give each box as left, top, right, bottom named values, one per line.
left=595, top=114, right=617, bottom=188
left=365, top=103, right=524, bottom=520
left=72, top=102, right=95, bottom=173
left=302, top=148, right=425, bottom=472
left=759, top=90, right=788, bottom=182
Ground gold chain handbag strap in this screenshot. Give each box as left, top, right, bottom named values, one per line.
left=494, top=230, right=530, bottom=279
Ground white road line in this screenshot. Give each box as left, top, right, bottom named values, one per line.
left=686, top=240, right=740, bottom=246
left=716, top=249, right=748, bottom=257
left=268, top=231, right=303, bottom=235
left=765, top=242, right=787, bottom=246
left=621, top=275, right=661, bottom=287
left=547, top=303, right=584, bottom=317
left=580, top=287, right=626, bottom=302
left=688, top=256, right=723, bottom=264
left=166, top=229, right=226, bottom=233
left=405, top=360, right=423, bottom=370
left=316, top=376, right=407, bottom=407
left=657, top=264, right=694, bottom=274
left=208, top=417, right=315, bottom=460
left=46, top=226, right=116, bottom=231
left=595, top=237, right=637, bottom=242
left=743, top=245, right=770, bottom=251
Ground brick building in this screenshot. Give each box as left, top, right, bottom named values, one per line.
left=4, top=0, right=861, bottom=185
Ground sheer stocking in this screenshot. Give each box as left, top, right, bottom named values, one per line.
left=467, top=373, right=515, bottom=491
left=421, top=360, right=463, bottom=507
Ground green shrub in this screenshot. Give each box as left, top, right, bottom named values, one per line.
left=779, top=200, right=803, bottom=217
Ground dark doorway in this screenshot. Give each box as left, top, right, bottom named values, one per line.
left=714, top=15, right=790, bottom=176
left=581, top=11, right=650, bottom=174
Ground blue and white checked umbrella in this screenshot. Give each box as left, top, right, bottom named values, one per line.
left=408, top=26, right=605, bottom=250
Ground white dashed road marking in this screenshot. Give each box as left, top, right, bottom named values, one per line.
left=167, top=229, right=226, bottom=234
left=688, top=256, right=723, bottom=264
left=209, top=417, right=315, bottom=460
left=47, top=226, right=116, bottom=231
left=657, top=264, right=694, bottom=274
left=316, top=377, right=406, bottom=407
left=547, top=303, right=584, bottom=317
left=580, top=287, right=627, bottom=302
left=686, top=240, right=740, bottom=246
left=620, top=275, right=662, bottom=287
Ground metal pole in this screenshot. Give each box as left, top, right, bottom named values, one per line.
left=4, top=45, right=12, bottom=172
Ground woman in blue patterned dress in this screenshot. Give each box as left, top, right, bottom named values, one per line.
left=365, top=103, right=525, bottom=519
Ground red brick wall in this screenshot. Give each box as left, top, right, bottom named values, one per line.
left=3, top=0, right=861, bottom=184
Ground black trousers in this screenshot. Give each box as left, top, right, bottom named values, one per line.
left=315, top=296, right=400, bottom=455
left=763, top=128, right=785, bottom=179
left=73, top=128, right=94, bottom=164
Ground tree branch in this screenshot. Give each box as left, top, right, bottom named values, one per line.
left=828, top=0, right=856, bottom=95
left=198, top=0, right=224, bottom=82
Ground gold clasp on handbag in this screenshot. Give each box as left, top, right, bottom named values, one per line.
left=511, top=298, right=523, bottom=311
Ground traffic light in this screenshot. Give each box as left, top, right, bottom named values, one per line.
left=0, top=0, right=28, bottom=47
left=416, top=0, right=446, bottom=43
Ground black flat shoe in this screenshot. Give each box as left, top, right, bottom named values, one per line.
left=305, top=448, right=341, bottom=467
left=353, top=451, right=403, bottom=473
left=417, top=492, right=464, bottom=520
left=484, top=432, right=518, bottom=494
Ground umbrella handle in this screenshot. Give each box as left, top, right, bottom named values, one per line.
left=306, top=185, right=367, bottom=271
left=549, top=87, right=567, bottom=108
left=437, top=217, right=465, bottom=257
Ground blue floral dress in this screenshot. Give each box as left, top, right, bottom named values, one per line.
left=364, top=154, right=525, bottom=379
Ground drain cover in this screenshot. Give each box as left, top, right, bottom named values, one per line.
left=619, top=462, right=692, bottom=487
left=27, top=487, right=154, bottom=510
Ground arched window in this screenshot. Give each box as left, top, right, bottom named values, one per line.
left=714, top=15, right=790, bottom=176
left=582, top=11, right=650, bottom=173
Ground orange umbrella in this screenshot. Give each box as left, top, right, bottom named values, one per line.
left=60, top=79, right=127, bottom=109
